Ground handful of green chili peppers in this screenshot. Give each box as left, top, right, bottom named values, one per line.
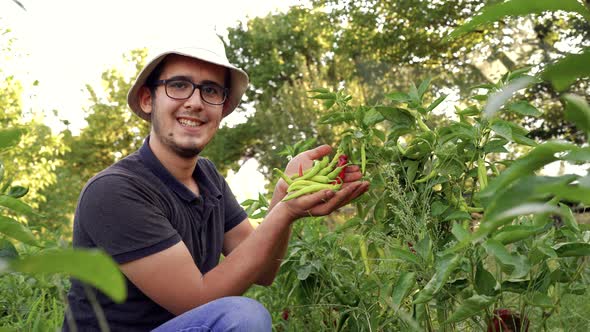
left=274, top=151, right=349, bottom=202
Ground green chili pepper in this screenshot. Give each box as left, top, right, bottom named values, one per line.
left=282, top=183, right=341, bottom=201
left=287, top=179, right=321, bottom=192
left=295, top=160, right=324, bottom=181
left=318, top=149, right=342, bottom=176
left=326, top=165, right=346, bottom=180
left=309, top=175, right=331, bottom=183
left=361, top=142, right=366, bottom=175
left=477, top=156, right=488, bottom=190
left=359, top=237, right=371, bottom=275
left=273, top=168, right=293, bottom=185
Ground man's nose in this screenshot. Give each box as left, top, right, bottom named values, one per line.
left=184, top=88, right=205, bottom=109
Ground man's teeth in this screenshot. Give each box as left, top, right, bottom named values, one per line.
left=178, top=119, right=202, bottom=127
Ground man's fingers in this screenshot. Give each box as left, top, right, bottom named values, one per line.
left=335, top=181, right=369, bottom=209
left=311, top=182, right=364, bottom=215
left=300, top=144, right=333, bottom=161
left=344, top=165, right=360, bottom=172
left=342, top=170, right=363, bottom=183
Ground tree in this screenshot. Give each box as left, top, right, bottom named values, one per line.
left=0, top=28, right=68, bottom=214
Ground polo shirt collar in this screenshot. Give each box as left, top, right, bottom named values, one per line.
left=139, top=136, right=222, bottom=204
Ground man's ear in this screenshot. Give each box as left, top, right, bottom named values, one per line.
left=138, top=86, right=153, bottom=114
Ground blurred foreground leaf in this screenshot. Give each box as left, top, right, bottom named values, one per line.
left=10, top=248, right=127, bottom=303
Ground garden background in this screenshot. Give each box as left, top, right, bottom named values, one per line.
left=1, top=0, right=590, bottom=331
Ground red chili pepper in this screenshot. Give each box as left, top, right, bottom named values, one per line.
left=282, top=308, right=290, bottom=320
left=298, top=164, right=303, bottom=177
left=337, top=154, right=348, bottom=166
left=408, top=242, right=417, bottom=254
left=487, top=309, right=529, bottom=332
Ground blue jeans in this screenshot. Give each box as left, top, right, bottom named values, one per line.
left=151, top=296, right=272, bottom=332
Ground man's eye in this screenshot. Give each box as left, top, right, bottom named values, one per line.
left=202, top=85, right=221, bottom=95
left=168, top=81, right=190, bottom=89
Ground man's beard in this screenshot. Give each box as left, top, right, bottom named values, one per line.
left=151, top=109, right=203, bottom=159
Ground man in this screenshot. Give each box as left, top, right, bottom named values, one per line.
left=63, top=32, right=369, bottom=331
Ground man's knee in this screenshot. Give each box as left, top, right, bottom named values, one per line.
left=220, top=296, right=271, bottom=331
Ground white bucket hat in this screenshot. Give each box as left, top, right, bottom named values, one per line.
left=127, top=34, right=249, bottom=120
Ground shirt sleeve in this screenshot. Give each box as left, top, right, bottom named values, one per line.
left=76, top=174, right=181, bottom=264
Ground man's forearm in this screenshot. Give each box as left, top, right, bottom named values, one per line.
left=253, top=181, right=292, bottom=285
left=201, top=203, right=296, bottom=299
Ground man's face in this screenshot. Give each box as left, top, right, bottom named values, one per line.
left=141, top=55, right=227, bottom=158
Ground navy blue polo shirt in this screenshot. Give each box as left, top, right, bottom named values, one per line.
left=63, top=137, right=248, bottom=332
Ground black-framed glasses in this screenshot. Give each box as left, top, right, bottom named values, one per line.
left=152, top=79, right=228, bottom=105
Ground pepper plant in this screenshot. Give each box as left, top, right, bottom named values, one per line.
left=244, top=1, right=590, bottom=330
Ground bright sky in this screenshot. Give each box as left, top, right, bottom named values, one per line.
left=1, top=0, right=308, bottom=201
left=1, top=0, right=306, bottom=132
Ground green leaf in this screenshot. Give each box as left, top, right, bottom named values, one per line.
left=417, top=77, right=433, bottom=99
left=391, top=272, right=417, bottom=310
left=445, top=0, right=590, bottom=41
left=456, top=105, right=481, bottom=117
left=526, top=292, right=554, bottom=309
left=415, top=235, right=432, bottom=263
left=559, top=204, right=580, bottom=234
left=409, top=83, right=420, bottom=103
left=10, top=248, right=127, bottom=303
left=385, top=92, right=412, bottom=103
left=444, top=294, right=495, bottom=324
left=7, top=186, right=28, bottom=199
left=490, top=121, right=514, bottom=142
left=451, top=222, right=470, bottom=242
left=507, top=101, right=542, bottom=117
left=470, top=83, right=497, bottom=91
left=563, top=94, right=590, bottom=139
left=414, top=253, right=461, bottom=304
left=507, top=66, right=533, bottom=81
left=534, top=242, right=558, bottom=259
left=309, top=92, right=336, bottom=100
left=483, top=239, right=530, bottom=278
left=0, top=128, right=25, bottom=150
left=363, top=107, right=385, bottom=127
left=444, top=211, right=471, bottom=222
left=479, top=141, right=576, bottom=206
left=542, top=49, right=590, bottom=91
left=563, top=146, right=590, bottom=162
left=431, top=201, right=449, bottom=217
left=483, top=139, right=509, bottom=153
left=308, top=88, right=331, bottom=94
left=297, top=264, right=313, bottom=280
left=553, top=242, right=590, bottom=257
left=318, top=112, right=355, bottom=125
left=0, top=195, right=40, bottom=217
left=478, top=203, right=560, bottom=238
left=426, top=94, right=447, bottom=113
left=389, top=247, right=420, bottom=265
left=0, top=216, right=39, bottom=246
left=484, top=76, right=536, bottom=118
left=376, top=106, right=415, bottom=126
left=475, top=264, right=497, bottom=296
left=492, top=225, right=546, bottom=245
left=323, top=99, right=336, bottom=110
left=0, top=239, right=18, bottom=260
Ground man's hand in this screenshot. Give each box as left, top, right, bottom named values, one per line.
left=271, top=145, right=369, bottom=219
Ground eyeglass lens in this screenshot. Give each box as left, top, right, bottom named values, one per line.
left=165, top=79, right=226, bottom=105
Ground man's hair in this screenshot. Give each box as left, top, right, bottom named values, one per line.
left=144, top=56, right=231, bottom=96
left=145, top=59, right=166, bottom=95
